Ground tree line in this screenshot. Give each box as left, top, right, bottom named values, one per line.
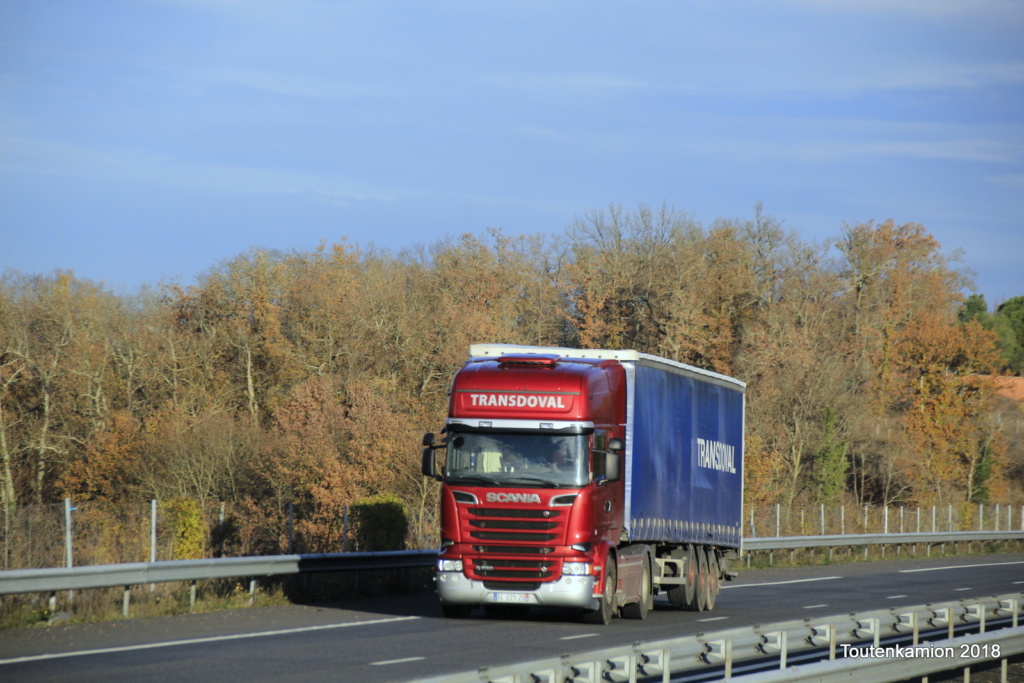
left=2, top=204, right=1022, bottom=565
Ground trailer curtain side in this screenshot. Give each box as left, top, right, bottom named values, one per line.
left=623, top=358, right=745, bottom=548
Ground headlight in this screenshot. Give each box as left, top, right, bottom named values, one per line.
left=562, top=561, right=591, bottom=576
left=438, top=558, right=463, bottom=572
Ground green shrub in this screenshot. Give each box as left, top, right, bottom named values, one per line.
left=350, top=494, right=408, bottom=551
left=165, top=498, right=207, bottom=560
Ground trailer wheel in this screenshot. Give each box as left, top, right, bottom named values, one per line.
left=583, top=555, right=617, bottom=625
left=667, top=545, right=697, bottom=610
left=705, top=549, right=719, bottom=611
left=694, top=547, right=709, bottom=612
left=622, top=555, right=652, bottom=620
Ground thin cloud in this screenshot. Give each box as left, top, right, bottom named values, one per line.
left=188, top=66, right=393, bottom=100
left=1, top=132, right=398, bottom=203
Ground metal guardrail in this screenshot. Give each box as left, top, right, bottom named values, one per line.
left=742, top=530, right=1024, bottom=551
left=1, top=530, right=1020, bottom=598
left=411, top=593, right=1024, bottom=682
left=0, top=550, right=436, bottom=596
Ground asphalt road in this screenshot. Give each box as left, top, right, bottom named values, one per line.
left=2, top=553, right=1022, bottom=682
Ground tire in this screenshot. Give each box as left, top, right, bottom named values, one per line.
left=583, top=554, right=617, bottom=625
left=674, top=545, right=701, bottom=611
left=705, top=549, right=720, bottom=611
left=694, top=546, right=709, bottom=612
left=666, top=546, right=693, bottom=608
left=441, top=603, right=472, bottom=619
left=622, top=555, right=652, bottom=620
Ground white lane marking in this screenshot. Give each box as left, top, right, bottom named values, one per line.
left=954, top=587, right=974, bottom=592
left=803, top=604, right=829, bottom=609
left=899, top=561, right=1024, bottom=573
left=371, top=656, right=426, bottom=666
left=698, top=617, right=729, bottom=622
left=561, top=633, right=600, bottom=641
left=0, top=615, right=420, bottom=666
left=887, top=595, right=908, bottom=599
left=723, top=576, right=842, bottom=589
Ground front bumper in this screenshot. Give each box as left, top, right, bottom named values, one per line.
left=436, top=571, right=599, bottom=610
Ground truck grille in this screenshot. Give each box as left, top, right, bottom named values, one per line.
left=473, top=545, right=554, bottom=555
left=469, top=557, right=556, bottom=580
left=472, top=508, right=561, bottom=519
left=462, top=506, right=568, bottom=583
left=466, top=508, right=562, bottom=543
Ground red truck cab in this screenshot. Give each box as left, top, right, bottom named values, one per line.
left=422, top=349, right=627, bottom=623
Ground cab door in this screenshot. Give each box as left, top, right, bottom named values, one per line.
left=590, top=430, right=621, bottom=542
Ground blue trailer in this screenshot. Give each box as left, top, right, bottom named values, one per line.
left=625, top=356, right=745, bottom=550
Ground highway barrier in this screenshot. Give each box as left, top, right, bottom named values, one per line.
left=1, top=530, right=1021, bottom=617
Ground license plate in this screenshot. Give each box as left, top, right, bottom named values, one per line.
left=489, top=592, right=531, bottom=603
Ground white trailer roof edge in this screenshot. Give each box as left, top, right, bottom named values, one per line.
left=468, top=343, right=746, bottom=391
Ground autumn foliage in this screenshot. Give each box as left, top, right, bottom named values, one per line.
left=1, top=209, right=1021, bottom=567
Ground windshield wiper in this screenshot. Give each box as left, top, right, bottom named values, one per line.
left=446, top=475, right=499, bottom=486
left=502, top=475, right=565, bottom=488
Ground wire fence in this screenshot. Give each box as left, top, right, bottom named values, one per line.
left=746, top=502, right=1024, bottom=539
left=0, top=499, right=287, bottom=573
left=4, top=499, right=1023, bottom=573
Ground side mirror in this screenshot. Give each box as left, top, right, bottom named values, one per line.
left=423, top=432, right=436, bottom=447
left=422, top=447, right=441, bottom=480
left=605, top=451, right=621, bottom=482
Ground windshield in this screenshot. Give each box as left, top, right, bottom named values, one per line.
left=444, top=432, right=588, bottom=488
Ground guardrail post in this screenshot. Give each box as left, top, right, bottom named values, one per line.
left=931, top=607, right=954, bottom=640
left=190, top=580, right=197, bottom=611
left=635, top=648, right=666, bottom=681
left=995, top=598, right=1019, bottom=628
left=808, top=622, right=835, bottom=658
left=123, top=585, right=130, bottom=617
left=760, top=630, right=788, bottom=669
left=566, top=658, right=601, bottom=683
left=603, top=654, right=635, bottom=683
left=854, top=617, right=880, bottom=648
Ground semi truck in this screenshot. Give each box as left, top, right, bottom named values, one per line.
left=421, top=344, right=745, bottom=624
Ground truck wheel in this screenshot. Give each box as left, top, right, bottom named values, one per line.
left=705, top=549, right=720, bottom=611
left=667, top=546, right=696, bottom=609
left=622, top=555, right=652, bottom=620
left=583, top=555, right=617, bottom=625
left=694, top=547, right=709, bottom=612
left=441, top=603, right=472, bottom=619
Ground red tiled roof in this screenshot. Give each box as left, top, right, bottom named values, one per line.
left=988, top=375, right=1024, bottom=401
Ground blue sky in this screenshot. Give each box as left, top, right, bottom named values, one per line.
left=2, top=0, right=1022, bottom=306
